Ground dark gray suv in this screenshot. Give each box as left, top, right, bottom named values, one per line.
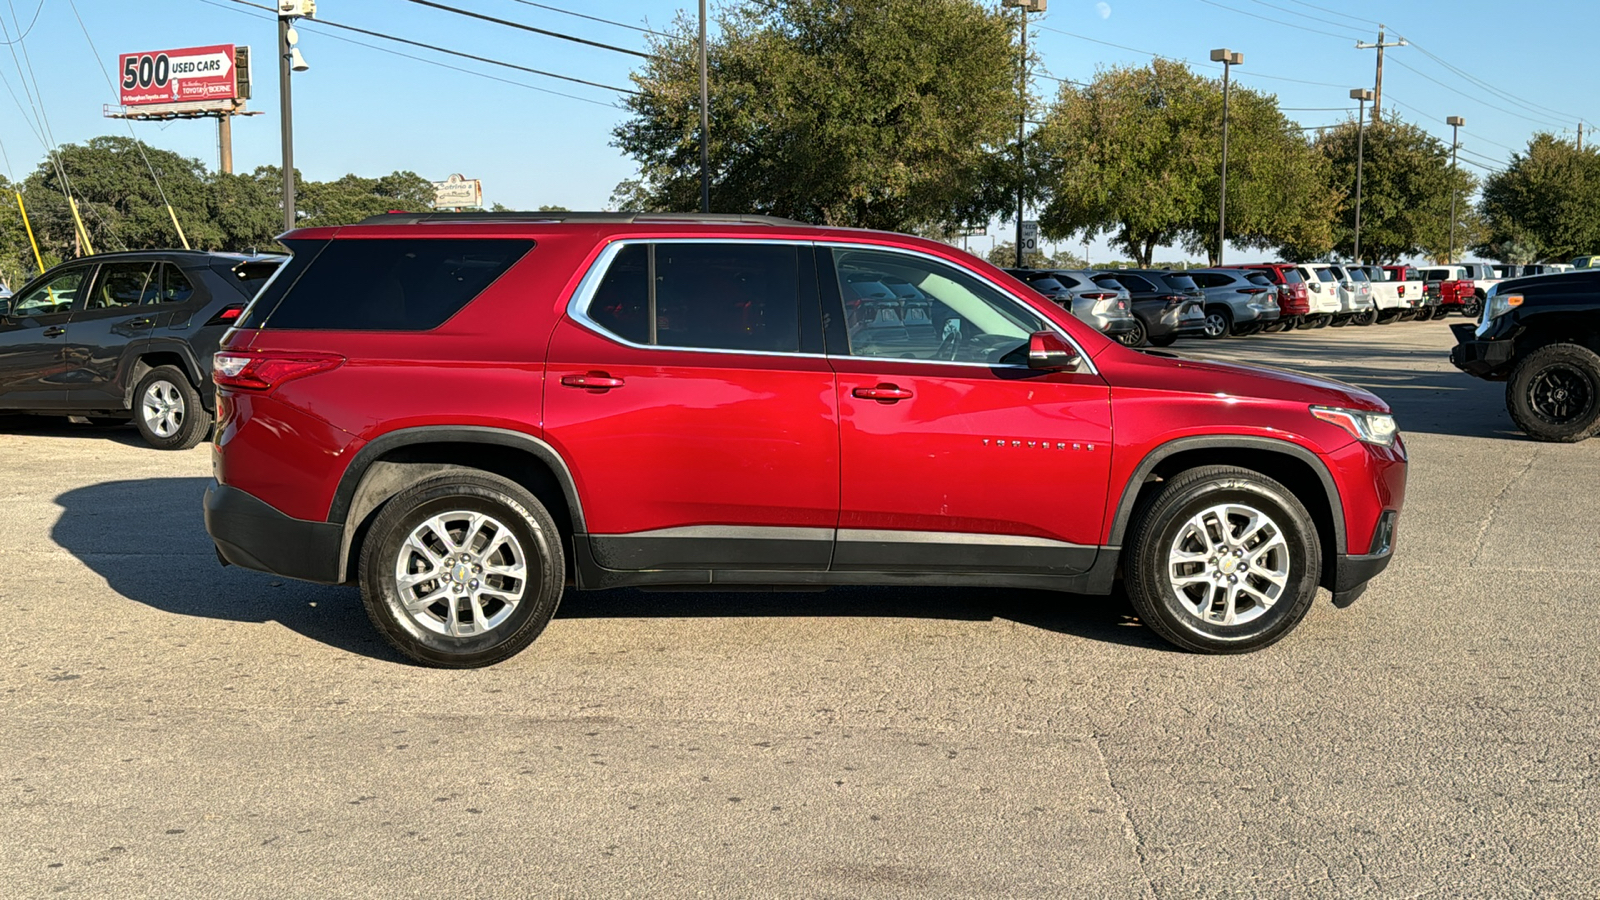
left=0, top=250, right=283, bottom=449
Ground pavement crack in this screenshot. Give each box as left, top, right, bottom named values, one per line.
left=1469, top=447, right=1540, bottom=567
left=1089, top=730, right=1159, bottom=900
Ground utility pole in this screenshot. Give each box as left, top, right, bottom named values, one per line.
left=277, top=2, right=313, bottom=233
left=1211, top=48, right=1243, bottom=266
left=1351, top=89, right=1374, bottom=263
left=1355, top=26, right=1406, bottom=126
left=1003, top=0, right=1044, bottom=268
left=1448, top=116, right=1464, bottom=264
left=1579, top=120, right=1585, bottom=151
left=698, top=0, right=709, bottom=214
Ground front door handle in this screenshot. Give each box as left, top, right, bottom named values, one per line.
left=853, top=384, right=913, bottom=402
left=129, top=317, right=154, bottom=328
left=560, top=373, right=625, bottom=391
left=43, top=326, right=65, bottom=337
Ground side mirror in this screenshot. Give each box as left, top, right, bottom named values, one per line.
left=1027, top=331, right=1081, bottom=371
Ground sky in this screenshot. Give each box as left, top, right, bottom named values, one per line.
left=1, top=0, right=1591, bottom=263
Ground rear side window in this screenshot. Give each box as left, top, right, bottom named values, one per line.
left=1106, top=273, right=1153, bottom=293
left=251, top=238, right=532, bottom=331
left=1160, top=274, right=1199, bottom=292
left=584, top=242, right=803, bottom=353
left=1349, top=268, right=1369, bottom=282
left=1023, top=277, right=1067, bottom=294
left=1053, top=272, right=1085, bottom=289
left=1281, top=268, right=1303, bottom=284
left=1246, top=273, right=1274, bottom=287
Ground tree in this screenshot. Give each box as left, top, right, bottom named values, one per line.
left=1310, top=115, right=1476, bottom=263
left=1476, top=134, right=1600, bottom=263
left=1033, top=59, right=1335, bottom=266
left=985, top=241, right=1086, bottom=270
left=613, top=0, right=1021, bottom=232
left=296, top=171, right=435, bottom=227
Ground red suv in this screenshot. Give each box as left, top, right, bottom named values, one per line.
left=1237, top=263, right=1311, bottom=331
left=204, top=213, right=1407, bottom=667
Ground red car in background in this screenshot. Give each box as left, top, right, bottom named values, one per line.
left=1238, top=263, right=1311, bottom=331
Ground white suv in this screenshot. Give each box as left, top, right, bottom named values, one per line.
left=1294, top=264, right=1341, bottom=328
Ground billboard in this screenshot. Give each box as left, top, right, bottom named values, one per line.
left=433, top=174, right=483, bottom=210
left=119, top=45, right=239, bottom=107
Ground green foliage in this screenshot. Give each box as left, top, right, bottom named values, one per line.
left=1033, top=60, right=1335, bottom=267
left=985, top=240, right=1086, bottom=270
left=1309, top=115, right=1476, bottom=264
left=613, top=0, right=1021, bottom=232
left=0, top=137, right=446, bottom=283
left=1476, top=134, right=1600, bottom=263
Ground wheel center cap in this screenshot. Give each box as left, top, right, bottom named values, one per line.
left=1218, top=556, right=1239, bottom=575
left=1554, top=389, right=1568, bottom=400
left=450, top=562, right=473, bottom=584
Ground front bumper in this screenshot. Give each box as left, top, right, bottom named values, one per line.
left=1330, top=509, right=1400, bottom=607
left=1448, top=323, right=1515, bottom=379
left=204, top=481, right=344, bottom=584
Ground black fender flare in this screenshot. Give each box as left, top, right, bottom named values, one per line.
left=1106, top=435, right=1346, bottom=552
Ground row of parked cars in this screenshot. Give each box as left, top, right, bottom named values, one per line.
left=1006, top=261, right=1529, bottom=347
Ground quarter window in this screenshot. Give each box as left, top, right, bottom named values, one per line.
left=830, top=247, right=1043, bottom=365
left=157, top=265, right=196, bottom=304
left=585, top=242, right=803, bottom=353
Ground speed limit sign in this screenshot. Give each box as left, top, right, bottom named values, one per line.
left=1021, top=220, right=1039, bottom=252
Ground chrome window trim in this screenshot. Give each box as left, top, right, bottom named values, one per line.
left=564, top=237, right=1098, bottom=376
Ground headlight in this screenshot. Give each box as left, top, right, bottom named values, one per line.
left=1477, top=286, right=1522, bottom=337
left=1311, top=406, right=1399, bottom=447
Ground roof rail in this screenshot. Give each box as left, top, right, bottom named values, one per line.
left=355, top=211, right=810, bottom=227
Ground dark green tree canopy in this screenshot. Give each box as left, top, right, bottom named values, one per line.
left=1477, top=133, right=1600, bottom=263
left=613, top=0, right=1021, bottom=232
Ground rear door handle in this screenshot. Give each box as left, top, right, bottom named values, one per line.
left=43, top=326, right=65, bottom=337
left=560, top=373, right=625, bottom=391
left=852, top=384, right=913, bottom=402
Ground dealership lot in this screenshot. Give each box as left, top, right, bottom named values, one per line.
left=2, top=320, right=1595, bottom=897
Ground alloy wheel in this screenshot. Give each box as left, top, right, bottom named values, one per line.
left=141, top=380, right=185, bottom=438
left=1528, top=365, right=1596, bottom=426
left=1166, top=503, right=1291, bottom=627
left=392, top=509, right=529, bottom=638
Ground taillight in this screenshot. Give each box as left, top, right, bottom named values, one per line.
left=1160, top=294, right=1185, bottom=305
left=1240, top=287, right=1268, bottom=294
left=213, top=352, right=344, bottom=392
left=1080, top=291, right=1116, bottom=301
left=204, top=304, right=246, bottom=327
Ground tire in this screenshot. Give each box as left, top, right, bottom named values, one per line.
left=1463, top=293, right=1484, bottom=319
left=1313, top=315, right=1331, bottom=328
left=1353, top=308, right=1377, bottom=326
left=1148, top=334, right=1178, bottom=347
left=1505, top=343, right=1600, bottom=443
left=359, top=470, right=566, bottom=667
left=1330, top=315, right=1350, bottom=327
left=1115, top=317, right=1147, bottom=348
left=132, top=366, right=211, bottom=451
left=1202, top=306, right=1233, bottom=339
left=1124, top=466, right=1322, bottom=654
left=1294, top=316, right=1318, bottom=331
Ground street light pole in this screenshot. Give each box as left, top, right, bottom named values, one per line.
left=698, top=0, right=709, bottom=214
left=1350, top=89, right=1373, bottom=263
left=1211, top=48, right=1243, bottom=266
left=1004, top=0, right=1044, bottom=268
left=277, top=2, right=313, bottom=233
left=1447, top=115, right=1465, bottom=264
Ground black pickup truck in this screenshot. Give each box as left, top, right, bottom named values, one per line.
left=1450, top=268, right=1600, bottom=441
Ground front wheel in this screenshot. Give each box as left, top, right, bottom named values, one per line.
left=1462, top=293, right=1484, bottom=318
left=1124, top=466, right=1322, bottom=654
left=1506, top=343, right=1600, bottom=442
left=360, top=470, right=566, bottom=667
left=1115, top=317, right=1148, bottom=348
left=133, top=366, right=211, bottom=450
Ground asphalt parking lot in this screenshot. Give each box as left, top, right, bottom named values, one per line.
left=3, top=318, right=1596, bottom=897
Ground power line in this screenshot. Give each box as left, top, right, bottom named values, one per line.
left=1272, top=0, right=1379, bottom=27
left=1396, top=34, right=1589, bottom=125
left=394, top=0, right=652, bottom=59
left=1193, top=0, right=1367, bottom=41
left=1236, top=0, right=1372, bottom=35
left=1387, top=57, right=1565, bottom=130
left=505, top=1, right=669, bottom=38
left=0, top=0, right=41, bottom=46
left=1034, top=23, right=1347, bottom=88
left=217, top=0, right=636, bottom=96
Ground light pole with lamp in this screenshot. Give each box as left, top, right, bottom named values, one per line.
left=1003, top=0, right=1045, bottom=268
left=1211, top=48, right=1243, bottom=265
left=278, top=0, right=314, bottom=234
left=1350, top=88, right=1373, bottom=263
left=1447, top=115, right=1465, bottom=263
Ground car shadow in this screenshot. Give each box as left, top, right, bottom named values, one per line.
left=0, top=414, right=152, bottom=448
left=51, top=477, right=1174, bottom=661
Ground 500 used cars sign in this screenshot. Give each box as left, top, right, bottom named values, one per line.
left=119, top=45, right=238, bottom=106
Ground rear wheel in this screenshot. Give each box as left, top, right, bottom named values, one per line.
left=1125, top=466, right=1322, bottom=654
left=1115, top=317, right=1147, bottom=348
left=1506, top=344, right=1600, bottom=442
left=360, top=470, right=566, bottom=667
left=1463, top=293, right=1484, bottom=318
left=1202, top=306, right=1232, bottom=339
left=132, top=366, right=210, bottom=451
left=1352, top=308, right=1377, bottom=326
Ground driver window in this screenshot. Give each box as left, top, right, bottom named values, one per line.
left=12, top=269, right=88, bottom=317
left=830, top=248, right=1043, bottom=364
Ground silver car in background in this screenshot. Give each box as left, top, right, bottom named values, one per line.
left=1326, top=264, right=1377, bottom=326
left=1185, top=268, right=1282, bottom=338
left=1006, top=268, right=1138, bottom=337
